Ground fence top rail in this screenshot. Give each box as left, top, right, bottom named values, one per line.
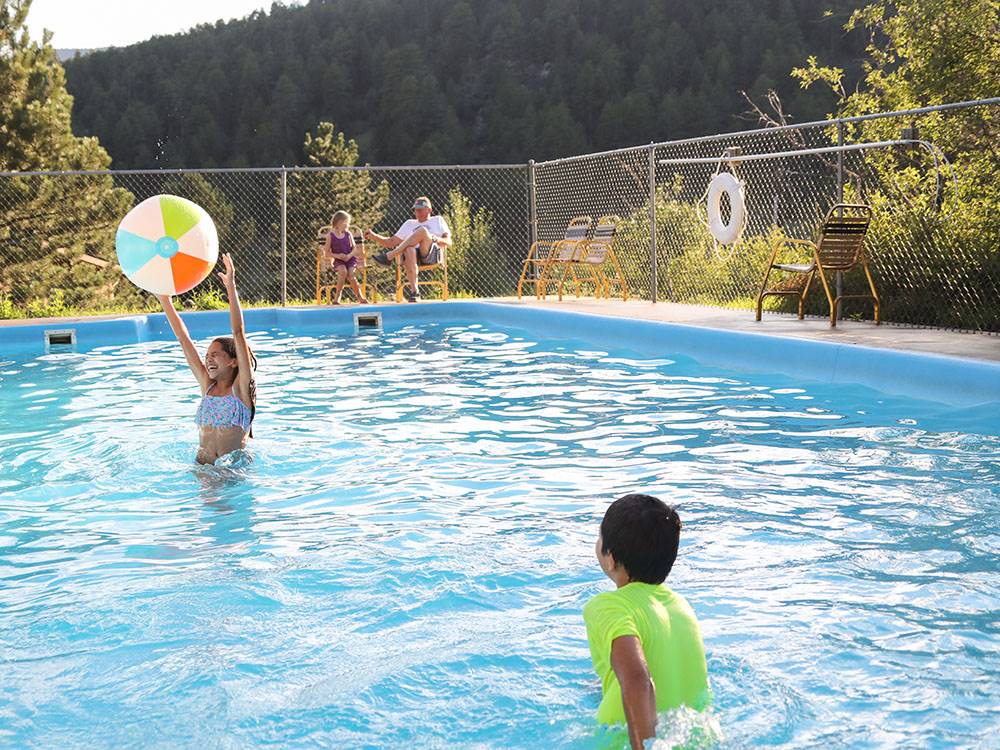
left=658, top=139, right=918, bottom=165
left=651, top=97, right=1000, bottom=151
left=532, top=143, right=653, bottom=168
left=530, top=96, right=1000, bottom=167
left=0, top=162, right=526, bottom=179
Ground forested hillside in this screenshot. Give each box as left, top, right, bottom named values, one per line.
left=64, top=0, right=868, bottom=168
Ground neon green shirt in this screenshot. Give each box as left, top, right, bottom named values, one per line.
left=583, top=582, right=710, bottom=725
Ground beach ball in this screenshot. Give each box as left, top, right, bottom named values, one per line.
left=115, top=195, right=219, bottom=295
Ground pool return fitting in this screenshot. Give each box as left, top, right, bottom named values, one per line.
left=44, top=329, right=76, bottom=351
left=353, top=312, right=382, bottom=332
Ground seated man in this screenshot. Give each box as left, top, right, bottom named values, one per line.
left=365, top=196, right=451, bottom=302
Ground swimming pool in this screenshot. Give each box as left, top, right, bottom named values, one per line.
left=1, top=304, right=998, bottom=748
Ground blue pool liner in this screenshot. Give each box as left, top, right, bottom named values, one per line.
left=1, top=302, right=997, bottom=407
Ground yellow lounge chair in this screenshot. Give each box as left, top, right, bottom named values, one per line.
left=756, top=204, right=879, bottom=327
left=516, top=216, right=593, bottom=300
left=572, top=214, right=628, bottom=300
left=394, top=246, right=449, bottom=302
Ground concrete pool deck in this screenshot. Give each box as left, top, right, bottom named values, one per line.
left=2, top=297, right=998, bottom=364
left=487, top=297, right=1000, bottom=364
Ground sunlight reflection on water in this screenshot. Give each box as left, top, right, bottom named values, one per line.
left=1, top=321, right=998, bottom=748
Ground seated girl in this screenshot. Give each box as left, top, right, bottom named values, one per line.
left=158, top=253, right=257, bottom=465
left=324, top=210, right=368, bottom=304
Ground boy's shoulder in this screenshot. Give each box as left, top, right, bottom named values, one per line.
left=585, top=583, right=678, bottom=614
left=585, top=583, right=665, bottom=615
left=583, top=588, right=621, bottom=610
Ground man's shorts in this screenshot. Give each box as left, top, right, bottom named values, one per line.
left=418, top=241, right=442, bottom=266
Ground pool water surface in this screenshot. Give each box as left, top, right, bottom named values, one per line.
left=1, top=319, right=998, bottom=748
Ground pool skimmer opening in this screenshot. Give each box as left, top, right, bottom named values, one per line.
left=45, top=329, right=76, bottom=351
left=354, top=312, right=382, bottom=332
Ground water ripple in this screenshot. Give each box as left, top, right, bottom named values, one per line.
left=0, top=321, right=998, bottom=748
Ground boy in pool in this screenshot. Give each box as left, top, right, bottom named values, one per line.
left=584, top=494, right=709, bottom=749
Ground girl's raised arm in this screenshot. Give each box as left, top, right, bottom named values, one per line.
left=158, top=294, right=210, bottom=391
left=217, top=253, right=254, bottom=403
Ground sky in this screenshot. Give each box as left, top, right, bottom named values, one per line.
left=27, top=0, right=298, bottom=49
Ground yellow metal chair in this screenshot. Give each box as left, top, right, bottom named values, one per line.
left=571, top=214, right=628, bottom=300
left=315, top=226, right=370, bottom=304
left=756, top=204, right=879, bottom=327
left=394, top=246, right=449, bottom=301
left=516, top=216, right=593, bottom=300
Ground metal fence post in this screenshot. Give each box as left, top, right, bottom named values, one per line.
left=648, top=144, right=658, bottom=303
left=527, top=159, right=537, bottom=250
left=280, top=167, right=288, bottom=306
left=835, top=121, right=845, bottom=319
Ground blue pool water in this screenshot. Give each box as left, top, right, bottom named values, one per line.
left=1, top=316, right=998, bottom=748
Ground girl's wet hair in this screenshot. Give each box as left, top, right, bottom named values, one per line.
left=331, top=210, right=351, bottom=226
left=212, top=336, right=257, bottom=437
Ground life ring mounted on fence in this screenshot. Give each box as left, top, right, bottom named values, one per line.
left=706, top=172, right=747, bottom=245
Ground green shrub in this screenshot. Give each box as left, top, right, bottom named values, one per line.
left=190, top=287, right=228, bottom=310
left=25, top=289, right=70, bottom=318
left=0, top=293, right=19, bottom=320
left=441, top=187, right=504, bottom=296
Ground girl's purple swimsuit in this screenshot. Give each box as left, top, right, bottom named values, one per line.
left=329, top=232, right=358, bottom=271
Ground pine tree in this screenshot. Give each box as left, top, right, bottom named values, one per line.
left=61, top=0, right=871, bottom=167
left=283, top=122, right=390, bottom=300
left=0, top=0, right=134, bottom=309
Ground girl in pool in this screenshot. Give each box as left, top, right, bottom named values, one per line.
left=158, top=252, right=257, bottom=465
left=323, top=210, right=367, bottom=304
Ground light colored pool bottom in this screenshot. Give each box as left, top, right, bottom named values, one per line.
left=1, top=316, right=998, bottom=748
left=2, top=302, right=999, bottom=408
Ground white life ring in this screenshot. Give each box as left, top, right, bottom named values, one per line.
left=706, top=172, right=747, bottom=245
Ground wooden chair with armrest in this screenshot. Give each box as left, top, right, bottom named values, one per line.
left=756, top=204, right=879, bottom=327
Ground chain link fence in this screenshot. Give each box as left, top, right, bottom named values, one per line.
left=532, top=146, right=656, bottom=300
left=528, top=98, right=1000, bottom=331
left=0, top=164, right=529, bottom=310
left=283, top=165, right=529, bottom=302
left=1, top=99, right=998, bottom=330
left=650, top=100, right=1000, bottom=330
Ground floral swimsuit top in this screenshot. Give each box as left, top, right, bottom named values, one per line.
left=195, top=383, right=253, bottom=432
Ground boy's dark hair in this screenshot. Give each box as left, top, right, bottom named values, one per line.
left=600, top=494, right=682, bottom=584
